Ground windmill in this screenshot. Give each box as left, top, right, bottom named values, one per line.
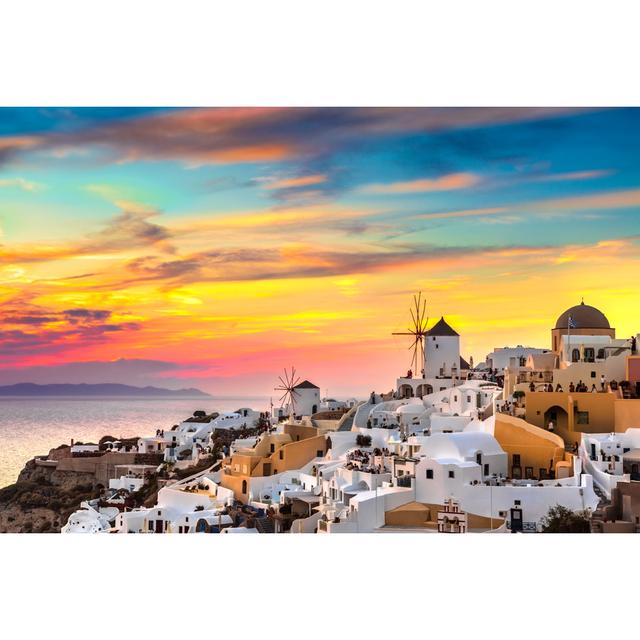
left=274, top=366, right=301, bottom=418
left=392, top=291, right=429, bottom=377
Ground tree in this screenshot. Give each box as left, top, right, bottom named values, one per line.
left=355, top=434, right=372, bottom=447
left=540, top=505, right=591, bottom=533
left=512, top=390, right=525, bottom=404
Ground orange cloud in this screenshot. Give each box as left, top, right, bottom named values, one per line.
left=197, top=144, right=293, bottom=164
left=362, top=172, right=480, bottom=194
left=264, top=174, right=328, bottom=190
left=530, top=188, right=640, bottom=212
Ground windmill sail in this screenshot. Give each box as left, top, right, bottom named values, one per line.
left=274, top=367, right=301, bottom=418
left=392, top=292, right=429, bottom=375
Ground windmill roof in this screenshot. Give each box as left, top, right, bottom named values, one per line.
left=459, top=356, right=470, bottom=370
left=294, top=380, right=319, bottom=389
left=426, top=317, right=459, bottom=337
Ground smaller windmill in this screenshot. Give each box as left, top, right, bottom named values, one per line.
left=392, top=291, right=429, bottom=377
left=274, top=366, right=301, bottom=418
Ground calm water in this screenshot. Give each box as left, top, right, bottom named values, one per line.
left=0, top=396, right=270, bottom=488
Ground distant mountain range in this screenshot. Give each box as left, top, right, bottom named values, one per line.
left=0, top=383, right=211, bottom=397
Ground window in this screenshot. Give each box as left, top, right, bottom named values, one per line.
left=426, top=469, right=434, bottom=479
left=571, top=348, right=580, bottom=362
left=316, top=450, right=324, bottom=457
left=467, top=396, right=471, bottom=402
left=514, top=500, right=521, bottom=506
left=590, top=371, right=596, bottom=378
left=584, top=348, right=595, bottom=362
left=513, top=454, right=521, bottom=467
left=279, top=450, right=283, bottom=460
left=435, top=343, right=439, bottom=349
left=597, top=348, right=605, bottom=359
left=270, top=443, right=275, bottom=453
left=577, top=411, right=589, bottom=425
left=484, top=463, right=489, bottom=476
left=448, top=470, right=455, bottom=479
left=476, top=453, right=482, bottom=464
left=498, top=510, right=507, bottom=518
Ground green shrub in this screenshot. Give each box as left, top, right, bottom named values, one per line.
left=540, top=505, right=591, bottom=533
left=355, top=434, right=372, bottom=447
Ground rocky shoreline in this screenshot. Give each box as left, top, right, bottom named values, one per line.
left=0, top=447, right=98, bottom=533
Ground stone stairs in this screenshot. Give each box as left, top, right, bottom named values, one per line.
left=254, top=516, right=276, bottom=533
left=590, top=484, right=611, bottom=532
left=337, top=413, right=355, bottom=431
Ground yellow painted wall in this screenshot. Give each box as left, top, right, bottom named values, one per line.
left=255, top=435, right=326, bottom=476
left=614, top=399, right=640, bottom=431
left=219, top=425, right=325, bottom=502
left=524, top=391, right=617, bottom=443
left=494, top=414, right=568, bottom=477
left=384, top=501, right=504, bottom=530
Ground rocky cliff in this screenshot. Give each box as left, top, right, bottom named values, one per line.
left=0, top=447, right=98, bottom=533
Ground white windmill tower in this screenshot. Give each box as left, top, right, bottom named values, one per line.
left=274, top=367, right=301, bottom=420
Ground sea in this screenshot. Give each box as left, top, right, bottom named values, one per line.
left=0, top=396, right=270, bottom=488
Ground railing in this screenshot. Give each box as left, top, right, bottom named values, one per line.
left=396, top=475, right=413, bottom=487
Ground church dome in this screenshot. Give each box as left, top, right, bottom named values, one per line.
left=554, top=301, right=610, bottom=330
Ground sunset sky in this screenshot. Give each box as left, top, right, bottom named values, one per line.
left=0, top=107, right=639, bottom=397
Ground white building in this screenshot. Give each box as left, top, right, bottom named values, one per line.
left=579, top=429, right=640, bottom=498
left=62, top=502, right=116, bottom=533
left=485, top=346, right=551, bottom=371
left=292, top=380, right=320, bottom=416
left=424, top=317, right=462, bottom=379
left=396, top=316, right=469, bottom=399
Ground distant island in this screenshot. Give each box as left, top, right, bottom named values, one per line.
left=0, top=383, right=211, bottom=397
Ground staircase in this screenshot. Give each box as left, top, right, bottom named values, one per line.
left=338, top=413, right=355, bottom=431
left=590, top=484, right=611, bottom=532
left=254, top=516, right=276, bottom=534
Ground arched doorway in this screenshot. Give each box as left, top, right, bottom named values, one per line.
left=543, top=405, right=570, bottom=443
left=416, top=384, right=433, bottom=398
left=241, top=480, right=247, bottom=495
left=399, top=384, right=414, bottom=398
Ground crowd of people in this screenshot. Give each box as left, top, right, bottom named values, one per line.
left=498, top=400, right=517, bottom=415
left=345, top=449, right=388, bottom=474
left=529, top=374, right=612, bottom=394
